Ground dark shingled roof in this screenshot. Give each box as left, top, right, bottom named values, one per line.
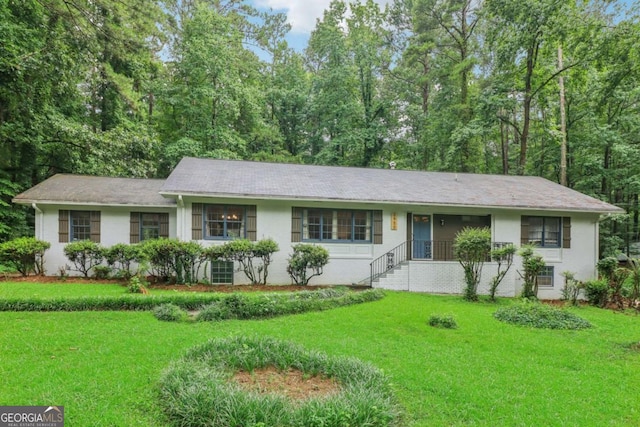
left=160, top=157, right=623, bottom=214
left=13, top=174, right=175, bottom=207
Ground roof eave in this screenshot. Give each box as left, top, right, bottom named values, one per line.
left=159, top=191, right=622, bottom=214
left=13, top=199, right=176, bottom=208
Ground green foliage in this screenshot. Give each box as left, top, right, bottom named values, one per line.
left=127, top=275, right=149, bottom=294
left=454, top=227, right=491, bottom=301
left=488, top=244, right=517, bottom=301
left=428, top=314, right=458, bottom=329
left=103, top=243, right=144, bottom=279
left=158, top=336, right=401, bottom=427
left=494, top=301, right=592, bottom=330
left=0, top=237, right=50, bottom=276
left=63, top=240, right=104, bottom=278
left=286, top=244, right=330, bottom=286
left=596, top=257, right=629, bottom=309
left=221, top=238, right=279, bottom=285
left=518, top=245, right=546, bottom=299
left=583, top=279, right=609, bottom=307
left=153, top=304, right=188, bottom=322
left=140, top=239, right=205, bottom=284
left=561, top=271, right=583, bottom=306
left=92, top=265, right=112, bottom=280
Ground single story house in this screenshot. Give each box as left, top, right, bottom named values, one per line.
left=13, top=157, right=623, bottom=298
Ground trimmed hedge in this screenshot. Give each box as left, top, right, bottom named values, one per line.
left=0, top=288, right=385, bottom=319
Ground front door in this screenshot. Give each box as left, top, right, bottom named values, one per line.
left=412, top=214, right=432, bottom=259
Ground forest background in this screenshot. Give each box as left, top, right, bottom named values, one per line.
left=1, top=0, right=639, bottom=255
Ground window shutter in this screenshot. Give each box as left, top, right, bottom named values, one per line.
left=59, top=210, right=69, bottom=243
left=159, top=213, right=169, bottom=238
left=520, top=216, right=529, bottom=245
left=90, top=211, right=101, bottom=243
left=373, top=210, right=383, bottom=244
left=562, top=217, right=571, bottom=249
left=291, top=207, right=302, bottom=242
left=246, top=205, right=257, bottom=241
left=130, top=212, right=140, bottom=243
left=192, top=203, right=203, bottom=240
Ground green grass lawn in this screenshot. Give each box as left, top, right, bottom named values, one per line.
left=1, top=286, right=639, bottom=426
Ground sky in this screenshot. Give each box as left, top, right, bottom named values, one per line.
left=252, top=0, right=393, bottom=51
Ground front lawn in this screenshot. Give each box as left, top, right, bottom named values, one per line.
left=1, top=290, right=639, bottom=426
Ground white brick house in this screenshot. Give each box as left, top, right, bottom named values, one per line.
left=13, top=157, right=623, bottom=298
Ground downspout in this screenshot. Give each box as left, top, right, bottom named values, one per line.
left=177, top=195, right=184, bottom=241
left=32, top=203, right=43, bottom=240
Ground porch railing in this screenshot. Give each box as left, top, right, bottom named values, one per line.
left=368, top=240, right=513, bottom=286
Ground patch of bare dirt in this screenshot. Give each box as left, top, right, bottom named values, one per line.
left=232, top=366, right=341, bottom=400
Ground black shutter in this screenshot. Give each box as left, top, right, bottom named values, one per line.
left=373, top=210, right=383, bottom=244
left=246, top=205, right=257, bottom=241
left=291, top=207, right=302, bottom=242
left=562, top=217, right=571, bottom=249
left=59, top=210, right=69, bottom=243
left=192, top=203, right=203, bottom=240
left=90, top=211, right=101, bottom=243
left=159, top=213, right=169, bottom=238
left=130, top=212, right=140, bottom=243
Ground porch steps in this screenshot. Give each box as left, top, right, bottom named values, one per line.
left=371, top=262, right=410, bottom=291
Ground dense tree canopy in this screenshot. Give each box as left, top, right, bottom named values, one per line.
left=2, top=0, right=639, bottom=253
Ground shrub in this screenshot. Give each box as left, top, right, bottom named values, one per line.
left=453, top=227, right=491, bottom=301
left=153, top=304, right=188, bottom=322
left=0, top=237, right=50, bottom=276
left=104, top=243, right=144, bottom=279
left=287, top=244, right=330, bottom=286
left=583, top=279, right=609, bottom=307
left=428, top=314, right=458, bottom=329
left=195, top=302, right=232, bottom=321
left=488, top=244, right=517, bottom=301
left=220, top=238, right=279, bottom=285
left=518, top=245, right=546, bottom=299
left=561, top=271, right=583, bottom=306
left=140, top=239, right=205, bottom=284
left=92, top=265, right=112, bottom=279
left=158, top=336, right=402, bottom=427
left=128, top=275, right=149, bottom=294
left=494, top=301, right=592, bottom=330
left=63, top=240, right=104, bottom=277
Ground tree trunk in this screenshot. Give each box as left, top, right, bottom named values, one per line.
left=558, top=45, right=568, bottom=186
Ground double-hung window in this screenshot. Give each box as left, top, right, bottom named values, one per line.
left=527, top=216, right=561, bottom=248
left=302, top=209, right=372, bottom=242
left=537, top=266, right=554, bottom=287
left=204, top=205, right=246, bottom=239
left=70, top=211, right=92, bottom=241
left=140, top=213, right=161, bottom=241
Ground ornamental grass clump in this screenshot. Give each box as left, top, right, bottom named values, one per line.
left=153, top=303, right=189, bottom=322
left=158, top=336, right=402, bottom=427
left=494, top=301, right=592, bottom=330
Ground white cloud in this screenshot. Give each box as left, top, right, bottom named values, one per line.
left=254, top=0, right=392, bottom=34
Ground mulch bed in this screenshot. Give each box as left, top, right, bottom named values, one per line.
left=232, top=366, right=341, bottom=400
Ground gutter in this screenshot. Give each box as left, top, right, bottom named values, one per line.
left=32, top=203, right=43, bottom=240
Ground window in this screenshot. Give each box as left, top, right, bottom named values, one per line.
left=140, top=213, right=161, bottom=241
left=537, top=266, right=554, bottom=287
left=211, top=260, right=234, bottom=284
left=59, top=210, right=100, bottom=243
left=204, top=205, right=246, bottom=239
left=130, top=212, right=169, bottom=243
left=527, top=216, right=561, bottom=247
left=301, top=209, right=372, bottom=242
left=70, top=211, right=91, bottom=241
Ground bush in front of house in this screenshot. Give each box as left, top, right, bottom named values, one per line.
left=157, top=336, right=402, bottom=427
left=140, top=238, right=206, bottom=284
left=0, top=237, right=50, bottom=276
left=286, top=243, right=330, bottom=286
left=453, top=227, right=492, bottom=301
left=428, top=313, right=458, bottom=329
left=104, top=243, right=145, bottom=279
left=518, top=245, right=546, bottom=299
left=488, top=244, right=517, bottom=302
left=153, top=303, right=189, bottom=322
left=494, top=301, right=592, bottom=330
left=220, top=238, right=279, bottom=285
left=583, top=279, right=609, bottom=307
left=63, top=240, right=104, bottom=277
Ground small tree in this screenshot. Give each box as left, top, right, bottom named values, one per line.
left=627, top=258, right=640, bottom=311
left=518, top=245, right=545, bottom=299
left=287, top=244, right=330, bottom=286
left=222, top=238, right=279, bottom=285
left=453, top=227, right=491, bottom=301
left=104, top=243, right=144, bottom=279
left=0, top=237, right=51, bottom=276
left=63, top=240, right=104, bottom=277
left=488, top=244, right=516, bottom=301
left=596, top=256, right=628, bottom=309
left=561, top=271, right=583, bottom=306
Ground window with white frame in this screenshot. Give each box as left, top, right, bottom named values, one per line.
left=70, top=211, right=92, bottom=241
left=537, top=266, right=554, bottom=287
left=302, top=209, right=372, bottom=242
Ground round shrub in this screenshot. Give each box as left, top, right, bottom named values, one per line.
left=153, top=303, right=188, bottom=322
left=494, top=301, right=592, bottom=330
left=158, top=336, right=402, bottom=427
left=195, top=302, right=233, bottom=321
left=428, top=313, right=458, bottom=329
